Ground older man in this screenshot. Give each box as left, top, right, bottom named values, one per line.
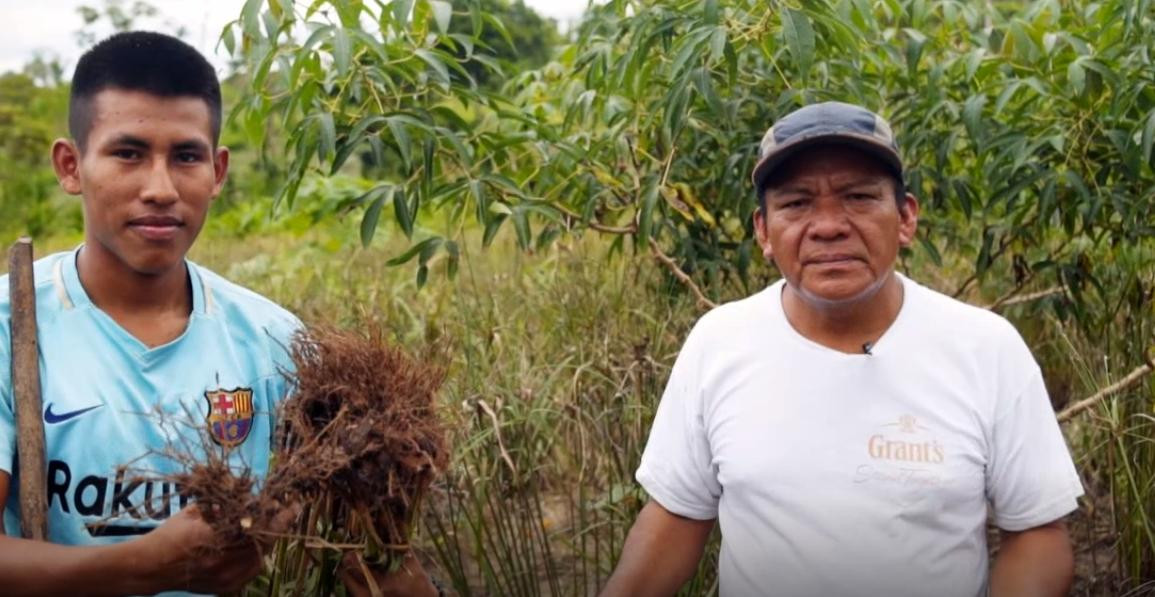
left=602, top=102, right=1083, bottom=597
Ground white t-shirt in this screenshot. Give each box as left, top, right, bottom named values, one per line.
left=636, top=274, right=1083, bottom=597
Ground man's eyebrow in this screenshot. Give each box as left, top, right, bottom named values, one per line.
left=769, top=184, right=814, bottom=197
left=106, top=134, right=150, bottom=149
left=834, top=177, right=890, bottom=193
left=172, top=139, right=211, bottom=153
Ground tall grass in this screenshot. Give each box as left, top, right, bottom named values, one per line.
left=11, top=223, right=1142, bottom=595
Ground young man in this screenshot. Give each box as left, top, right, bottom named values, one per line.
left=0, top=32, right=435, bottom=596
left=602, top=102, right=1084, bottom=597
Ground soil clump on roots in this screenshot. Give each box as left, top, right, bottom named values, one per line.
left=174, top=324, right=448, bottom=565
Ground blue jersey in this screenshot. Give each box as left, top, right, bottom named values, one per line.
left=0, top=248, right=299, bottom=545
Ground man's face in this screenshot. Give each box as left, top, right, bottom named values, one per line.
left=754, top=145, right=918, bottom=306
left=53, top=88, right=228, bottom=276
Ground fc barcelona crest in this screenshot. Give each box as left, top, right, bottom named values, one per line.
left=204, top=387, right=255, bottom=448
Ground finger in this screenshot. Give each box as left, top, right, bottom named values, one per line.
left=211, top=546, right=265, bottom=592
left=338, top=552, right=375, bottom=597
left=176, top=503, right=202, bottom=519
left=268, top=502, right=304, bottom=533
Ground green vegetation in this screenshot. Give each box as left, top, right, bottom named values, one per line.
left=2, top=0, right=1154, bottom=594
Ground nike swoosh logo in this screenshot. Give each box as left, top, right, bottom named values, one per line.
left=87, top=523, right=157, bottom=537
left=44, top=403, right=104, bottom=424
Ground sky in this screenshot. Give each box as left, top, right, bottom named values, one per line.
left=0, top=0, right=592, bottom=76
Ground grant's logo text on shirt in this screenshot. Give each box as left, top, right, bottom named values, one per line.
left=854, top=415, right=947, bottom=486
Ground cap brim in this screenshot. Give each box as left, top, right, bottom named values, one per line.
left=751, top=133, right=904, bottom=191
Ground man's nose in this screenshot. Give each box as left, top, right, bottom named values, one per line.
left=807, top=197, right=850, bottom=238
left=140, top=157, right=179, bottom=204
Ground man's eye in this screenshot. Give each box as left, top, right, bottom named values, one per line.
left=782, top=199, right=806, bottom=209
left=849, top=193, right=877, bottom=201
left=176, top=152, right=202, bottom=163
left=113, top=149, right=140, bottom=159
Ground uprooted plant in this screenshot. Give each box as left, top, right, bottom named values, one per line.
left=172, top=323, right=449, bottom=585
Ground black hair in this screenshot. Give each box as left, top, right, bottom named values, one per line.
left=69, top=31, right=221, bottom=150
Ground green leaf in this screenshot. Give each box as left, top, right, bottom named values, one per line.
left=1142, top=109, right=1155, bottom=167
left=512, top=208, right=531, bottom=250
left=261, top=9, right=279, bottom=39
left=917, top=234, right=942, bottom=266
left=386, top=117, right=413, bottom=170
left=708, top=26, right=727, bottom=64
left=693, top=68, right=723, bottom=116
left=437, top=127, right=473, bottom=165
left=482, top=215, right=505, bottom=247
left=333, top=27, right=351, bottom=77
left=430, top=0, right=452, bottom=33
left=418, top=236, right=443, bottom=265
left=333, top=115, right=387, bottom=174
left=359, top=186, right=394, bottom=247
left=962, top=94, right=987, bottom=146
left=220, top=22, right=237, bottom=56
left=241, top=0, right=262, bottom=40
left=637, top=179, right=661, bottom=247
left=386, top=236, right=441, bottom=266
left=317, top=112, right=335, bottom=162
left=782, top=9, right=816, bottom=79
left=415, top=48, right=451, bottom=85
left=670, top=28, right=714, bottom=81
left=393, top=0, right=415, bottom=25
left=965, top=49, right=984, bottom=80
left=481, top=12, right=513, bottom=48
left=1067, top=58, right=1085, bottom=95
left=394, top=189, right=414, bottom=238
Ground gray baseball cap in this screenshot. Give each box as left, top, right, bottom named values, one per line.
left=751, top=102, right=903, bottom=192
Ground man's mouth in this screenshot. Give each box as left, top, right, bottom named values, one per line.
left=127, top=215, right=183, bottom=240
left=805, top=254, right=861, bottom=265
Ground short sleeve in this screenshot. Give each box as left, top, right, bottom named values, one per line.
left=635, top=323, right=721, bottom=520
left=986, top=370, right=1084, bottom=531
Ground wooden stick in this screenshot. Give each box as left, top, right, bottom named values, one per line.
left=8, top=238, right=48, bottom=540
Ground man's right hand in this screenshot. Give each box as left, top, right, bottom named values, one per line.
left=130, top=504, right=263, bottom=594
left=0, top=471, right=261, bottom=596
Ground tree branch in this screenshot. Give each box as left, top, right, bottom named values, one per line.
left=648, top=238, right=718, bottom=310
left=1057, top=361, right=1155, bottom=423
left=984, top=285, right=1066, bottom=311
left=554, top=204, right=636, bottom=235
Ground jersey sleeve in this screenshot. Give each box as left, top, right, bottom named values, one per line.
left=986, top=366, right=1084, bottom=531
left=635, top=322, right=721, bottom=520
left=0, top=312, right=13, bottom=476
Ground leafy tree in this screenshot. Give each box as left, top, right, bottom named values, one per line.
left=0, top=74, right=76, bottom=238
left=447, top=0, right=561, bottom=88
left=74, top=0, right=187, bottom=47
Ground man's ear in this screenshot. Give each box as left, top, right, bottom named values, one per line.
left=210, top=145, right=230, bottom=200
left=754, top=208, right=773, bottom=260
left=897, top=193, right=920, bottom=248
left=51, top=139, right=83, bottom=195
